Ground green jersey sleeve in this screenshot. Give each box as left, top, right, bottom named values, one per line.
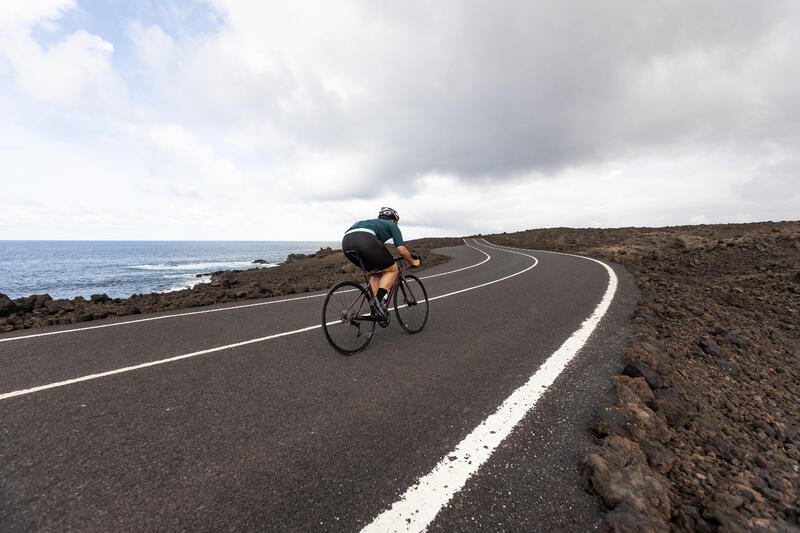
left=389, top=222, right=404, bottom=247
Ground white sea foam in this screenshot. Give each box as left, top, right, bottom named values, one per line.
left=155, top=274, right=212, bottom=293
left=128, top=261, right=277, bottom=271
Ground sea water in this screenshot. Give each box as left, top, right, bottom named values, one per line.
left=0, top=241, right=338, bottom=300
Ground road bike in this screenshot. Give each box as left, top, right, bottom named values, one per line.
left=322, top=252, right=429, bottom=355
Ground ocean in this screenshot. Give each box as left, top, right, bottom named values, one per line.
left=0, top=241, right=338, bottom=300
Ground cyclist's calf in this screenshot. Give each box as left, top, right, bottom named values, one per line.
left=370, top=262, right=399, bottom=295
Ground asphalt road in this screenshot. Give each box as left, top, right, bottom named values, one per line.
left=0, top=239, right=638, bottom=532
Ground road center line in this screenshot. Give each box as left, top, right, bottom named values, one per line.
left=361, top=241, right=618, bottom=533
left=0, top=240, right=525, bottom=401
left=0, top=240, right=489, bottom=344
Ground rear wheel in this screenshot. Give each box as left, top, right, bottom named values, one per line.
left=322, top=281, right=375, bottom=355
left=393, top=274, right=429, bottom=334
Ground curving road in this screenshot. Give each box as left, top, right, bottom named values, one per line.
left=0, top=239, right=638, bottom=532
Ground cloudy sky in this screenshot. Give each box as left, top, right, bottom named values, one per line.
left=1, top=1, right=798, bottom=241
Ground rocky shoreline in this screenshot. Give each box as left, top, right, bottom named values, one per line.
left=0, top=237, right=462, bottom=333
left=488, top=221, right=800, bottom=532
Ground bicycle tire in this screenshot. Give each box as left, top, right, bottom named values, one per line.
left=322, top=281, right=375, bottom=355
left=393, top=274, right=429, bottom=334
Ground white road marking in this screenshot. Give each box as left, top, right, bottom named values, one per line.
left=361, top=242, right=618, bottom=533
left=0, top=241, right=489, bottom=344
left=0, top=325, right=320, bottom=401
left=428, top=240, right=536, bottom=302
left=0, top=240, right=525, bottom=400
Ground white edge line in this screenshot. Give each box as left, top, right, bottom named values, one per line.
left=0, top=240, right=490, bottom=344
left=0, top=325, right=321, bottom=401
left=0, top=240, right=513, bottom=400
left=361, top=240, right=618, bottom=533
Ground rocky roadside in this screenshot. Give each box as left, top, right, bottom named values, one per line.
left=487, top=221, right=800, bottom=532
left=0, top=237, right=462, bottom=333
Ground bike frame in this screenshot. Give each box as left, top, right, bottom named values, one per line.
left=345, top=256, right=418, bottom=323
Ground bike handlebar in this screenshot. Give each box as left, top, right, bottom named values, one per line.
left=394, top=254, right=422, bottom=264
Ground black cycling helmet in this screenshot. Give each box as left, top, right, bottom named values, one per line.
left=378, top=206, right=399, bottom=222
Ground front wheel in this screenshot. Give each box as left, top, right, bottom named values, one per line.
left=322, top=281, right=375, bottom=355
left=393, top=274, right=429, bottom=334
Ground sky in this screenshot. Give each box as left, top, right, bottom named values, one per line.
left=1, top=0, right=798, bottom=241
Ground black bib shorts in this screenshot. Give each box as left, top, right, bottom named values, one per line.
left=342, top=231, right=394, bottom=271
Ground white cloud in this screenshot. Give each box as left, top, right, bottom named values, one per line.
left=0, top=0, right=128, bottom=114
left=0, top=0, right=75, bottom=31
left=1, top=1, right=799, bottom=240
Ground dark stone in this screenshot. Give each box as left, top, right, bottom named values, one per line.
left=622, top=361, right=664, bottom=389
left=706, top=436, right=736, bottom=462
left=639, top=441, right=675, bottom=474
left=14, top=295, right=52, bottom=312
left=699, top=336, right=721, bottom=357
left=285, top=253, right=308, bottom=263
left=72, top=312, right=94, bottom=323
left=0, top=294, right=16, bottom=316
left=715, top=359, right=740, bottom=376
left=252, top=259, right=269, bottom=264
left=591, top=407, right=629, bottom=438
left=603, top=504, right=667, bottom=532
left=652, top=388, right=692, bottom=428
left=45, top=299, right=75, bottom=313
left=312, top=247, right=335, bottom=258
left=754, top=485, right=782, bottom=503
left=581, top=435, right=671, bottom=522
left=702, top=492, right=745, bottom=525
left=711, top=326, right=729, bottom=337
left=726, top=333, right=751, bottom=351
left=90, top=293, right=111, bottom=304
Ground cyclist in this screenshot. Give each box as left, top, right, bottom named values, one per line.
left=342, top=207, right=420, bottom=323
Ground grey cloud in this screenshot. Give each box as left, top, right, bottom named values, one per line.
left=139, top=1, right=800, bottom=199
left=352, top=1, right=798, bottom=182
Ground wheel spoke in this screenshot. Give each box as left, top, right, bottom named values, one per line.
left=393, top=275, right=428, bottom=334
left=322, top=282, right=375, bottom=354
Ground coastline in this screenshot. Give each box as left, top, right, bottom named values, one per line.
left=0, top=237, right=462, bottom=333
left=2, top=222, right=798, bottom=530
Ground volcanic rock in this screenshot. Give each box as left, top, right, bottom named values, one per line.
left=13, top=294, right=52, bottom=313
left=490, top=221, right=800, bottom=531
left=714, top=359, right=740, bottom=376
left=0, top=294, right=16, bottom=316
left=45, top=299, right=75, bottom=313
left=698, top=336, right=722, bottom=357
left=613, top=375, right=655, bottom=406
left=284, top=253, right=308, bottom=263
left=604, top=503, right=668, bottom=532
left=651, top=387, right=692, bottom=428
left=622, top=361, right=664, bottom=389
left=312, top=247, right=335, bottom=258
left=581, top=435, right=671, bottom=525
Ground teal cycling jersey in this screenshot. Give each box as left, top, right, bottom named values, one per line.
left=346, top=218, right=404, bottom=247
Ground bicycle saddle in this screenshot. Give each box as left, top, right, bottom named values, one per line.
left=343, top=249, right=367, bottom=271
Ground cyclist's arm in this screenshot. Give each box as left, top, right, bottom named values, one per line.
left=396, top=245, right=421, bottom=267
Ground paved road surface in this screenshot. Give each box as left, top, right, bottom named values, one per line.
left=0, top=240, right=637, bottom=531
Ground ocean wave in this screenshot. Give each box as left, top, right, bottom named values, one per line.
left=154, top=275, right=213, bottom=294
left=128, top=261, right=277, bottom=271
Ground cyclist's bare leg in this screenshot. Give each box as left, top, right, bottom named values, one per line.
left=369, top=263, right=399, bottom=295
left=368, top=273, right=379, bottom=296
